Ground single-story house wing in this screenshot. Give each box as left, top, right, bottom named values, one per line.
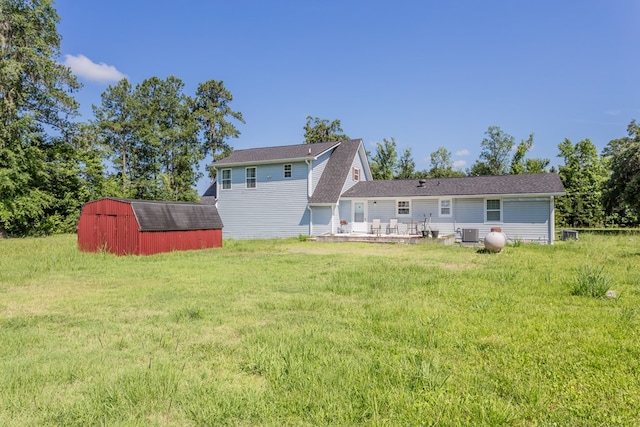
left=339, top=173, right=566, bottom=243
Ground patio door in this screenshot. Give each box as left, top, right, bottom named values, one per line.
left=352, top=201, right=367, bottom=233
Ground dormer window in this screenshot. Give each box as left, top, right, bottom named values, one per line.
left=352, top=167, right=361, bottom=181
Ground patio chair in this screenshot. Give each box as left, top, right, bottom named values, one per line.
left=387, top=218, right=399, bottom=234
left=370, top=219, right=381, bottom=236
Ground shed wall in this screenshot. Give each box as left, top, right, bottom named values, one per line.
left=77, top=199, right=139, bottom=255
left=137, top=229, right=222, bottom=255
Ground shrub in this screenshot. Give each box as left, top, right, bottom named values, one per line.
left=571, top=266, right=611, bottom=298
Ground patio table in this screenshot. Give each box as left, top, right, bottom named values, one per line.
left=403, top=222, right=419, bottom=235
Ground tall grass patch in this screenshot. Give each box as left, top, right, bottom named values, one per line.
left=571, top=266, right=611, bottom=298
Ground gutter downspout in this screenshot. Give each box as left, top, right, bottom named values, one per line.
left=306, top=159, right=312, bottom=235
left=305, top=159, right=312, bottom=197
left=549, top=196, right=555, bottom=245
left=212, top=166, right=218, bottom=206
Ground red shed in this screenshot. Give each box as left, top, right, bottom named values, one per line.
left=77, top=198, right=223, bottom=255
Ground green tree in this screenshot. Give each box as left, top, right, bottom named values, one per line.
left=428, top=147, right=464, bottom=178
left=602, top=120, right=640, bottom=226
left=510, top=134, right=550, bottom=174
left=194, top=80, right=245, bottom=179
left=303, top=116, right=349, bottom=144
left=469, top=126, right=515, bottom=176
left=0, top=0, right=83, bottom=235
left=130, top=76, right=202, bottom=201
left=556, top=138, right=609, bottom=228
left=369, top=138, right=398, bottom=180
left=396, top=148, right=416, bottom=179
left=93, top=78, right=135, bottom=195
left=94, top=76, right=230, bottom=201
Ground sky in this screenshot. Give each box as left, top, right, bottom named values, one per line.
left=55, top=0, right=640, bottom=194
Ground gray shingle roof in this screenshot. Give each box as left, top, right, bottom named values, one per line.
left=309, top=139, right=362, bottom=204
left=213, top=141, right=341, bottom=166
left=109, top=198, right=223, bottom=231
left=341, top=173, right=565, bottom=198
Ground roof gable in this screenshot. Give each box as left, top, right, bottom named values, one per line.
left=341, top=174, right=565, bottom=198
left=308, top=139, right=364, bottom=204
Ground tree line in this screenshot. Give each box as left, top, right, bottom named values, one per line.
left=1, top=1, right=639, bottom=236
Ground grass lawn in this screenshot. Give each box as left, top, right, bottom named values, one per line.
left=1, top=234, right=639, bottom=426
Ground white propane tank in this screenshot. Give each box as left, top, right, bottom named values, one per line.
left=484, top=227, right=507, bottom=253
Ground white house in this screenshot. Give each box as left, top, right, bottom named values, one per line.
left=203, top=139, right=565, bottom=243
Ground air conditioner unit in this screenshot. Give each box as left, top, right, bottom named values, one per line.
left=462, top=228, right=479, bottom=243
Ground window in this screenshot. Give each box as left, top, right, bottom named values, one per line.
left=486, top=199, right=502, bottom=222
left=284, top=164, right=292, bottom=178
left=352, top=167, right=360, bottom=181
left=246, top=167, right=256, bottom=188
left=439, top=199, right=452, bottom=217
left=397, top=200, right=411, bottom=216
left=221, top=169, right=231, bottom=190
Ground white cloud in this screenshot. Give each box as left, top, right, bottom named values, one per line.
left=453, top=160, right=467, bottom=168
left=63, top=54, right=126, bottom=83
left=455, top=149, right=470, bottom=156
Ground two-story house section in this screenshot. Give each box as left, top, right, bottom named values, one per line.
left=209, top=139, right=371, bottom=239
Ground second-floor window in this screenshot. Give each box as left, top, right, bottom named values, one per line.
left=353, top=167, right=361, bottom=181
left=246, top=167, right=257, bottom=188
left=221, top=169, right=231, bottom=190
left=284, top=164, right=292, bottom=178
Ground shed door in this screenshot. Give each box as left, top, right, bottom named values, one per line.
left=97, top=214, right=118, bottom=253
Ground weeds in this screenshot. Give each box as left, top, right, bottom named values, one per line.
left=571, top=266, right=611, bottom=298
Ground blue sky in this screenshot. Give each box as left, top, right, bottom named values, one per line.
left=56, top=1, right=639, bottom=193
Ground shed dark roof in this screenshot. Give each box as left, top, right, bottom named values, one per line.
left=214, top=140, right=341, bottom=166
left=108, top=198, right=223, bottom=231
left=309, top=139, right=363, bottom=204
left=341, top=173, right=565, bottom=198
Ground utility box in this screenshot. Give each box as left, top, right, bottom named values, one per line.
left=561, top=229, right=579, bottom=241
left=462, top=228, right=479, bottom=243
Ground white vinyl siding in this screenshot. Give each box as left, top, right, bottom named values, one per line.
left=217, top=162, right=310, bottom=239
left=341, top=148, right=368, bottom=194
left=311, top=206, right=332, bottom=235
left=311, top=150, right=332, bottom=194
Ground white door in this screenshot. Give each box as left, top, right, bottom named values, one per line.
left=352, top=201, right=367, bottom=233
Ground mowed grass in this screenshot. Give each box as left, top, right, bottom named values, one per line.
left=1, top=234, right=639, bottom=426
